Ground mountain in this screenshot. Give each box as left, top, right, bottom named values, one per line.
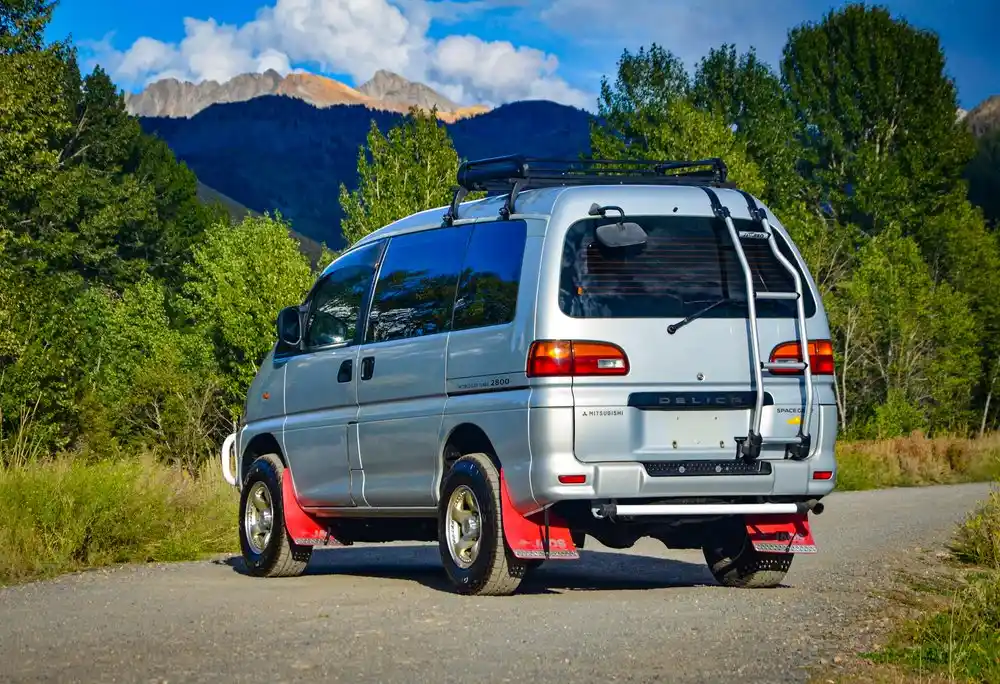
left=139, top=95, right=593, bottom=248
left=195, top=181, right=325, bottom=265
left=358, top=69, right=458, bottom=111
left=126, top=69, right=489, bottom=122
left=965, top=95, right=1000, bottom=139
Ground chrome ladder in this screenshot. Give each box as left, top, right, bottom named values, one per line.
left=701, top=187, right=814, bottom=462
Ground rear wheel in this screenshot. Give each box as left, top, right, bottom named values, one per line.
left=702, top=517, right=792, bottom=588
left=438, top=453, right=526, bottom=596
left=239, top=454, right=312, bottom=578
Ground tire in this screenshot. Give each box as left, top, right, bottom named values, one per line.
left=438, top=453, right=527, bottom=596
left=702, top=517, right=792, bottom=589
left=239, top=454, right=312, bottom=578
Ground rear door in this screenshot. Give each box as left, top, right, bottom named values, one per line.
left=555, top=213, right=818, bottom=462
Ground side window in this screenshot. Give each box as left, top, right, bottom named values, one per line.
left=366, top=227, right=472, bottom=343
left=452, top=220, right=527, bottom=331
left=304, top=241, right=383, bottom=349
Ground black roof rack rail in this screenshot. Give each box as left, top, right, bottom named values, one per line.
left=442, top=155, right=734, bottom=225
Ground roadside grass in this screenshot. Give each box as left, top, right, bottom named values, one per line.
left=0, top=456, right=238, bottom=586
left=835, top=433, right=1000, bottom=491
left=1, top=429, right=998, bottom=588
left=856, top=488, right=1000, bottom=683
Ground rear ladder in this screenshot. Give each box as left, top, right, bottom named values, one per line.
left=701, top=187, right=814, bottom=462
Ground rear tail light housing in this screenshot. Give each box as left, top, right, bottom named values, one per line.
left=768, top=339, right=835, bottom=375
left=526, top=340, right=630, bottom=377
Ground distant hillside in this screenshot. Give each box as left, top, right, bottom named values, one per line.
left=140, top=96, right=593, bottom=248
left=195, top=180, right=326, bottom=265
left=126, top=69, right=489, bottom=123
left=965, top=95, right=1000, bottom=139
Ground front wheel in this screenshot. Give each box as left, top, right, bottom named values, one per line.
left=239, top=454, right=312, bottom=578
left=438, top=453, right=526, bottom=596
left=702, top=517, right=792, bottom=588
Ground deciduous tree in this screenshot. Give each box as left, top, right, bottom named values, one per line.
left=338, top=107, right=461, bottom=245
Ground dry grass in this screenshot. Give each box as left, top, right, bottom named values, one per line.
left=0, top=455, right=238, bottom=586
left=836, top=433, right=1000, bottom=491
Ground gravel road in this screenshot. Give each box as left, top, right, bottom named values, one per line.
left=0, top=482, right=992, bottom=684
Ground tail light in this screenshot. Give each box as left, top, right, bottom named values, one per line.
left=526, top=340, right=630, bottom=377
left=768, top=339, right=835, bottom=375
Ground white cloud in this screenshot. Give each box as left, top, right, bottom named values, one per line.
left=89, top=0, right=589, bottom=107
left=427, top=35, right=589, bottom=107
left=538, top=0, right=824, bottom=74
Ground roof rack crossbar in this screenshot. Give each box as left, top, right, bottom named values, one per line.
left=456, top=155, right=729, bottom=193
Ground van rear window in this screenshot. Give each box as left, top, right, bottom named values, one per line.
left=558, top=215, right=816, bottom=319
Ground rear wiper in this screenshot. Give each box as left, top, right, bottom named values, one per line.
left=667, top=297, right=742, bottom=335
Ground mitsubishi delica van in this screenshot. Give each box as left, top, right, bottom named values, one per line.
left=221, top=156, right=839, bottom=596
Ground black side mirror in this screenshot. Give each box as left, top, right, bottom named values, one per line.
left=277, top=306, right=302, bottom=347
left=589, top=203, right=648, bottom=248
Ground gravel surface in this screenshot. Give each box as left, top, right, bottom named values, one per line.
left=0, top=482, right=991, bottom=684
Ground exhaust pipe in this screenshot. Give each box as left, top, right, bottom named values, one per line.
left=795, top=499, right=823, bottom=515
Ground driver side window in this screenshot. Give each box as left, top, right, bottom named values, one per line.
left=304, top=241, right=383, bottom=350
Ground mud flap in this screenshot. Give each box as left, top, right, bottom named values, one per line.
left=745, top=513, right=817, bottom=554
left=499, top=472, right=579, bottom=560
left=280, top=472, right=345, bottom=547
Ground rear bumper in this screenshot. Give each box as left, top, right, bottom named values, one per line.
left=521, top=405, right=838, bottom=513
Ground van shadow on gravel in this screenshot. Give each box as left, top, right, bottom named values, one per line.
left=219, top=545, right=724, bottom=594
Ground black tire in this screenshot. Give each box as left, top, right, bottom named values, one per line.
left=438, top=453, right=527, bottom=596
left=702, top=517, right=792, bottom=588
left=239, top=454, right=312, bottom=578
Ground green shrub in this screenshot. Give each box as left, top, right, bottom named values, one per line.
left=0, top=457, right=237, bottom=585
left=952, top=488, right=1000, bottom=569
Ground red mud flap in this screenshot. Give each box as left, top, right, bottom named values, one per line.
left=280, top=473, right=347, bottom=547
left=745, top=513, right=817, bottom=554
left=499, top=472, right=579, bottom=560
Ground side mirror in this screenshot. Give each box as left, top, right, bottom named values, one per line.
left=277, top=306, right=302, bottom=347
left=589, top=202, right=648, bottom=248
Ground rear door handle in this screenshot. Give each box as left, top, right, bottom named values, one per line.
left=360, top=356, right=375, bottom=381
left=337, top=359, right=352, bottom=383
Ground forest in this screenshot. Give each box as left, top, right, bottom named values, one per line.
left=2, top=1, right=1000, bottom=581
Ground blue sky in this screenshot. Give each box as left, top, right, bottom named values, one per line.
left=47, top=0, right=998, bottom=111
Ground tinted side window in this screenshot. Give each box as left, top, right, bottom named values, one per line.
left=366, top=227, right=471, bottom=343
left=305, top=241, right=383, bottom=349
left=453, top=220, right=527, bottom=331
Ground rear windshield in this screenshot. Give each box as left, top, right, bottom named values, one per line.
left=558, top=215, right=817, bottom=319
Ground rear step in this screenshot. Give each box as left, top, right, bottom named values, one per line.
left=701, top=187, right=815, bottom=462
left=593, top=500, right=825, bottom=518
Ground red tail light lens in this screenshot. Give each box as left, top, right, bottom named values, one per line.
left=769, top=339, right=835, bottom=375
left=526, top=340, right=629, bottom=377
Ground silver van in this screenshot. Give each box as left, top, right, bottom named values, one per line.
left=221, top=157, right=839, bottom=596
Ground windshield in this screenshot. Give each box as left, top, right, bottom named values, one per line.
left=558, top=214, right=817, bottom=320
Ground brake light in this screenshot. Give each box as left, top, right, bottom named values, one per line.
left=526, top=340, right=629, bottom=377
left=768, top=339, right=835, bottom=375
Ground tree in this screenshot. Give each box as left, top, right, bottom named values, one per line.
left=338, top=107, right=461, bottom=246
left=781, top=3, right=976, bottom=234
left=180, top=213, right=315, bottom=417
left=592, top=44, right=690, bottom=155
left=592, top=90, right=767, bottom=198
left=827, top=230, right=979, bottom=436
left=692, top=45, right=805, bottom=210
left=0, top=0, right=57, bottom=54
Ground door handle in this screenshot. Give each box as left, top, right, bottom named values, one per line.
left=360, top=356, right=375, bottom=381
left=337, top=359, right=353, bottom=383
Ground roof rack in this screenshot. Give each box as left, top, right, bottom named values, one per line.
left=442, top=155, right=734, bottom=225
